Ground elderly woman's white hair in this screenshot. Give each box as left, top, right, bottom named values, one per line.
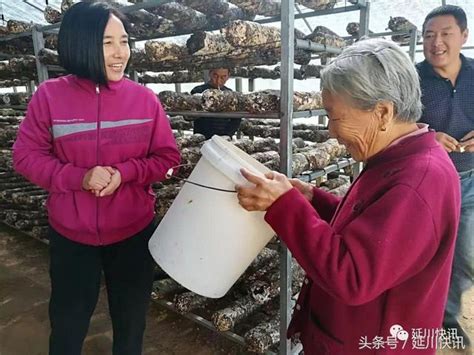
left=320, top=38, right=422, bottom=123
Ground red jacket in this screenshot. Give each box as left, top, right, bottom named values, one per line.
left=13, top=75, right=180, bottom=245
left=265, top=132, right=460, bottom=354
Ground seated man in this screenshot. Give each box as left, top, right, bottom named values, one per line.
left=191, top=68, right=241, bottom=139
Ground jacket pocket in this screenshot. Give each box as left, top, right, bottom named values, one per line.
left=301, top=318, right=344, bottom=355
left=145, top=185, right=156, bottom=201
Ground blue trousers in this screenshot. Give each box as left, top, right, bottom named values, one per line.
left=444, top=169, right=474, bottom=324
left=48, top=218, right=157, bottom=355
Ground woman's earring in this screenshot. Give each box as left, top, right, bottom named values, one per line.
left=380, top=126, right=387, bottom=131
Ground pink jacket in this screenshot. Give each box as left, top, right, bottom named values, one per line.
left=13, top=75, right=180, bottom=245
left=266, top=132, right=460, bottom=354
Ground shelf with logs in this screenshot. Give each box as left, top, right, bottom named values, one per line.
left=0, top=87, right=329, bottom=120
left=0, top=16, right=419, bottom=90
left=0, top=0, right=371, bottom=87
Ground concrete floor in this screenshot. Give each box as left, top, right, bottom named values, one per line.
left=0, top=223, right=472, bottom=355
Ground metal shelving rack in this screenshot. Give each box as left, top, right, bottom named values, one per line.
left=277, top=1, right=369, bottom=353
left=0, top=1, right=370, bottom=354
left=367, top=28, right=419, bottom=61
left=167, top=109, right=328, bottom=119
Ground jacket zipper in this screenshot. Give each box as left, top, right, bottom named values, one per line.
left=96, top=84, right=102, bottom=245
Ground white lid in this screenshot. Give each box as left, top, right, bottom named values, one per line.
left=200, top=135, right=271, bottom=186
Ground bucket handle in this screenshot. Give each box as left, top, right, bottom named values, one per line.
left=166, top=164, right=237, bottom=193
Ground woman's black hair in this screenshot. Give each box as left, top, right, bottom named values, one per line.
left=58, top=1, right=130, bottom=86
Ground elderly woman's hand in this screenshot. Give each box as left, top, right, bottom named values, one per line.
left=236, top=168, right=293, bottom=211
left=289, top=179, right=314, bottom=202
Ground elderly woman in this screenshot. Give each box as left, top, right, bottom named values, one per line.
left=237, top=38, right=461, bottom=354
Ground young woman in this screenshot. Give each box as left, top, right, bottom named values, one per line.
left=13, top=3, right=180, bottom=354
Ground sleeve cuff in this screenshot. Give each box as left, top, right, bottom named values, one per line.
left=114, top=161, right=137, bottom=183
left=312, top=186, right=341, bottom=208
left=265, top=188, right=320, bottom=227
left=69, top=167, right=88, bottom=191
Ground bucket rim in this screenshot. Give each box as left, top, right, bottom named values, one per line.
left=200, top=135, right=271, bottom=186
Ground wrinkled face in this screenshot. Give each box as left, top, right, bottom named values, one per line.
left=209, top=69, right=230, bottom=88
left=103, top=15, right=130, bottom=82
left=322, top=90, right=382, bottom=162
left=423, top=15, right=468, bottom=73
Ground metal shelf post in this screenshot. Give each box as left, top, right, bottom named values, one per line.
left=408, top=27, right=418, bottom=62
left=358, top=0, right=370, bottom=38
left=235, top=78, right=243, bottom=92
left=129, top=41, right=140, bottom=83
left=248, top=78, right=255, bottom=92
left=280, top=0, right=295, bottom=353
left=32, top=25, right=48, bottom=84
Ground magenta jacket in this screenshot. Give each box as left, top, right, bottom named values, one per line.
left=13, top=75, right=180, bottom=246
left=265, top=132, right=460, bottom=354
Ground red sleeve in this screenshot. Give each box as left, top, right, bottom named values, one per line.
left=311, top=186, right=342, bottom=223
left=13, top=86, right=88, bottom=192
left=265, top=185, right=439, bottom=305
left=115, top=100, right=180, bottom=184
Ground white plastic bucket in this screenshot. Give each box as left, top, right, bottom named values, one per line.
left=148, top=135, right=276, bottom=298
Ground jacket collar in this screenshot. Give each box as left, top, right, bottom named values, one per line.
left=70, top=74, right=126, bottom=94
left=419, top=54, right=472, bottom=79
left=366, top=131, right=438, bottom=168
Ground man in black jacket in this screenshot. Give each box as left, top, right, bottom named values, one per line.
left=191, top=68, right=241, bottom=139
